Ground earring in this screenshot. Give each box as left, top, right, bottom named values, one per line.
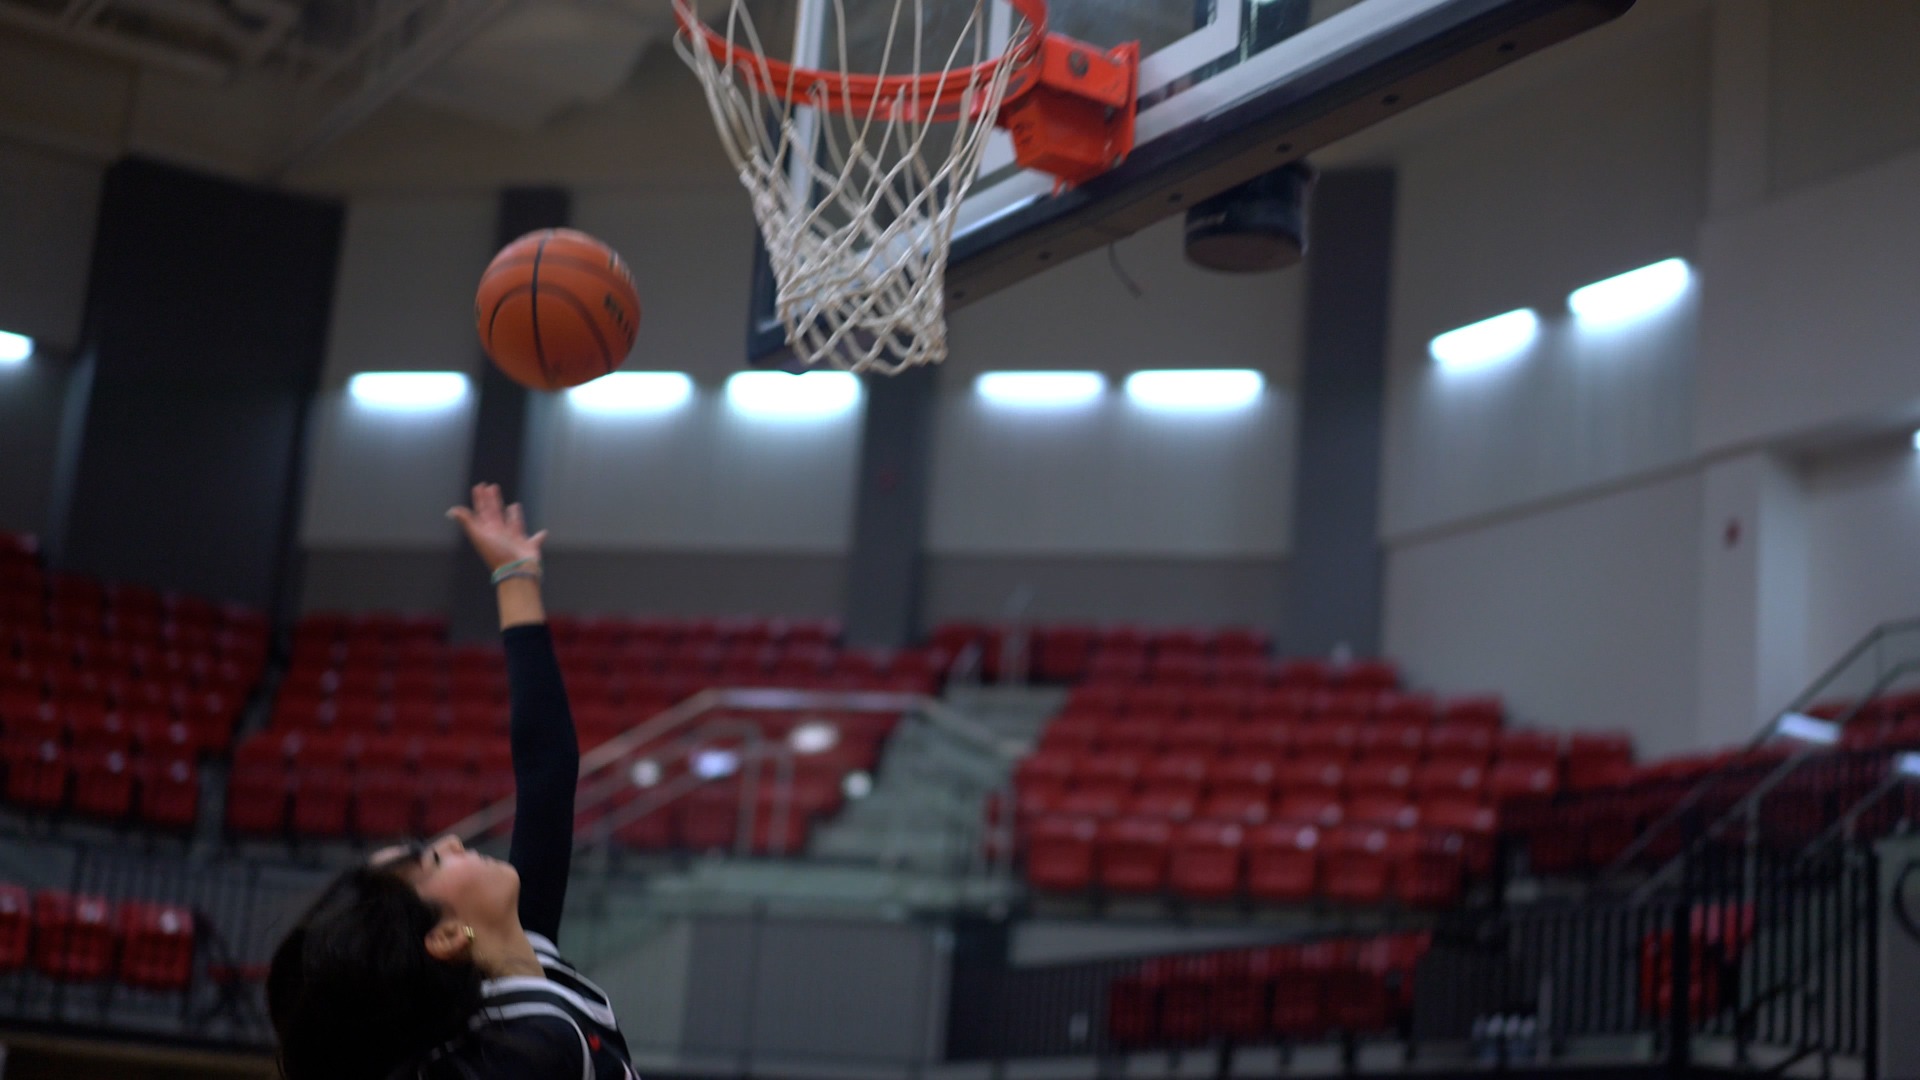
left=464, top=925, right=476, bottom=944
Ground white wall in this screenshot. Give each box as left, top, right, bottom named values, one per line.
left=300, top=196, right=494, bottom=548
left=1803, top=444, right=1920, bottom=679
left=1695, top=149, right=1920, bottom=454
left=1379, top=8, right=1709, bottom=536
left=1383, top=472, right=1704, bottom=758
left=530, top=386, right=862, bottom=554
left=927, top=385, right=1295, bottom=558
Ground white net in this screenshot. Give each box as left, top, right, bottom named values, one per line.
left=673, top=0, right=1040, bottom=374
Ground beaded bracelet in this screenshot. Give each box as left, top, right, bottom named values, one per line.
left=490, top=557, right=543, bottom=586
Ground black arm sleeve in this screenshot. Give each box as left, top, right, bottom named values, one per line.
left=501, top=623, right=578, bottom=942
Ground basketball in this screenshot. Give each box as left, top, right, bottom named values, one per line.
left=475, top=228, right=641, bottom=390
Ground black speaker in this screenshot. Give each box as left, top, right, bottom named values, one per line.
left=1184, top=162, right=1316, bottom=273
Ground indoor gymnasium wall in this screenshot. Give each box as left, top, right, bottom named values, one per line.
left=1377, top=6, right=1711, bottom=750
left=1764, top=0, right=1920, bottom=199
left=297, top=195, right=495, bottom=613
left=1382, top=1, right=1920, bottom=756
left=0, top=139, right=101, bottom=537
left=922, top=216, right=1305, bottom=627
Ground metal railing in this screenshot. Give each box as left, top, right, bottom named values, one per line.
left=447, top=686, right=1024, bottom=897
left=1607, top=618, right=1920, bottom=886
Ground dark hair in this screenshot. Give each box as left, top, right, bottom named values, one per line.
left=268, top=857, right=484, bottom=1080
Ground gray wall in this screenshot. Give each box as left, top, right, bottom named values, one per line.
left=302, top=547, right=847, bottom=618
left=924, top=554, right=1287, bottom=629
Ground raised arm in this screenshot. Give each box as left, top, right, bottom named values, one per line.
left=448, top=483, right=578, bottom=942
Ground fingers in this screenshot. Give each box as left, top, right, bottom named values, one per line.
left=506, top=502, right=526, bottom=537
left=527, top=529, right=548, bottom=551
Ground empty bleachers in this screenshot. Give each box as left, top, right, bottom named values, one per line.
left=0, top=530, right=266, bottom=829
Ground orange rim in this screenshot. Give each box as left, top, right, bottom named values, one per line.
left=674, top=0, right=1048, bottom=123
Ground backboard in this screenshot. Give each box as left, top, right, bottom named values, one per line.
left=740, top=0, right=1637, bottom=366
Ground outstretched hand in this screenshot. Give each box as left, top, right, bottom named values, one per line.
left=447, top=483, right=547, bottom=571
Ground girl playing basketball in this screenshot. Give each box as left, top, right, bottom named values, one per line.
left=268, top=483, right=634, bottom=1079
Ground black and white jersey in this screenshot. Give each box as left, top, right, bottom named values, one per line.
left=423, top=933, right=634, bottom=1080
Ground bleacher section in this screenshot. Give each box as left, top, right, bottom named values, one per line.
left=0, top=530, right=266, bottom=830
left=994, top=635, right=1636, bottom=906
left=232, top=612, right=942, bottom=850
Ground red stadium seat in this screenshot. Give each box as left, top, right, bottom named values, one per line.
left=1566, top=732, right=1636, bottom=790
left=1141, top=752, right=1211, bottom=789
left=118, top=902, right=195, bottom=991
left=291, top=769, right=354, bottom=837
left=1057, top=786, right=1128, bottom=819
left=1415, top=761, right=1486, bottom=801
left=1025, top=816, right=1098, bottom=892
left=1198, top=791, right=1270, bottom=826
left=1222, top=723, right=1293, bottom=759
left=1209, top=754, right=1284, bottom=801
left=1097, top=817, right=1173, bottom=894
left=32, top=891, right=115, bottom=981
left=1322, top=826, right=1415, bottom=905
left=1489, top=761, right=1560, bottom=805
left=1129, top=785, right=1200, bottom=822
left=354, top=771, right=419, bottom=838
left=1423, top=799, right=1497, bottom=874
left=1079, top=752, right=1146, bottom=789
left=1396, top=832, right=1467, bottom=908
left=225, top=767, right=291, bottom=834
left=71, top=749, right=136, bottom=820
left=1427, top=724, right=1495, bottom=767
left=1357, top=721, right=1425, bottom=759
left=1188, top=685, right=1253, bottom=718
left=1246, top=823, right=1322, bottom=903
left=1017, top=750, right=1077, bottom=788
left=1100, top=718, right=1163, bottom=753
left=1162, top=719, right=1229, bottom=755
left=1275, top=790, right=1344, bottom=828
left=1497, top=729, right=1561, bottom=766
left=1169, top=820, right=1246, bottom=900
left=1277, top=757, right=1346, bottom=794
left=1377, top=694, right=1438, bottom=727
left=1345, top=759, right=1415, bottom=798
left=1345, top=795, right=1418, bottom=829
left=1125, top=685, right=1186, bottom=716
left=4, top=738, right=69, bottom=810
left=1440, top=695, right=1504, bottom=733
left=136, top=757, right=200, bottom=829
left=1270, top=944, right=1336, bottom=1038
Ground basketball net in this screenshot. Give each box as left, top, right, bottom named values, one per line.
left=673, top=0, right=1040, bottom=374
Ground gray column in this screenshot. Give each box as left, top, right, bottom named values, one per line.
left=447, top=187, right=570, bottom=641
left=841, top=365, right=938, bottom=648
left=1282, top=169, right=1394, bottom=658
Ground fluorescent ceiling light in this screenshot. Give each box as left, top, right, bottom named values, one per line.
left=1124, top=369, right=1263, bottom=410
left=567, top=372, right=693, bottom=414
left=975, top=371, right=1105, bottom=407
left=1429, top=309, right=1539, bottom=373
left=347, top=372, right=469, bottom=409
left=1568, top=258, right=1692, bottom=327
left=0, top=330, right=32, bottom=366
left=1909, top=429, right=1920, bottom=452
left=1773, top=712, right=1840, bottom=746
left=725, top=371, right=861, bottom=419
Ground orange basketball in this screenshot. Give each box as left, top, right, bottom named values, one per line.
left=475, top=229, right=641, bottom=390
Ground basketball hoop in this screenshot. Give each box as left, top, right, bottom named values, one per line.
left=673, top=0, right=1138, bottom=374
